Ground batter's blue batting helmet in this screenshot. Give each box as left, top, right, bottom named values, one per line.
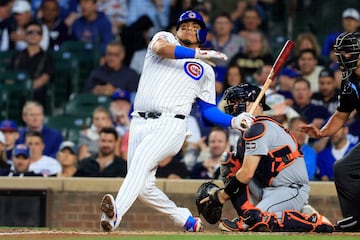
left=176, top=10, right=207, bottom=43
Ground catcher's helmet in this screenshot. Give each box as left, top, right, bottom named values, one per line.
left=333, top=32, right=360, bottom=76
left=223, top=83, right=271, bottom=116
left=176, top=10, right=207, bottom=43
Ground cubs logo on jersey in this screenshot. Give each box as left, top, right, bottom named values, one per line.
left=184, top=61, right=204, bottom=80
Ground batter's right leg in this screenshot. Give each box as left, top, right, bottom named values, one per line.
left=138, top=169, right=203, bottom=231
left=100, top=194, right=118, bottom=232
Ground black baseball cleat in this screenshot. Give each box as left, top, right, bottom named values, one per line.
left=334, top=216, right=360, bottom=232
left=218, top=217, right=246, bottom=232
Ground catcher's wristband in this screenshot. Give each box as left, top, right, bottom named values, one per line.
left=174, top=45, right=195, bottom=59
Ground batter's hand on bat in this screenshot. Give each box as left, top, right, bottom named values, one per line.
left=300, top=125, right=322, bottom=139
left=231, top=112, right=255, bottom=131
left=195, top=48, right=228, bottom=65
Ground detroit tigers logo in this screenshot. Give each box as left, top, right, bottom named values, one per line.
left=184, top=62, right=204, bottom=80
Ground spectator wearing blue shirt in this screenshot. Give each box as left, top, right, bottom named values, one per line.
left=317, top=125, right=356, bottom=181
left=291, top=77, right=330, bottom=130
left=127, top=0, right=171, bottom=37
left=321, top=8, right=360, bottom=57
left=311, top=68, right=340, bottom=114
left=288, top=116, right=317, bottom=180
left=84, top=40, right=139, bottom=97
left=32, top=0, right=79, bottom=26
left=71, top=0, right=113, bottom=54
left=16, top=101, right=63, bottom=158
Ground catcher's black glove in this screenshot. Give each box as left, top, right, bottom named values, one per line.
left=195, top=181, right=223, bottom=224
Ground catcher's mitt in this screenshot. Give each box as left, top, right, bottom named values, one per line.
left=195, top=181, right=223, bottom=224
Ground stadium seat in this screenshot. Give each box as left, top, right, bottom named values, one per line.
left=0, top=71, right=32, bottom=122
left=51, top=51, right=79, bottom=108
left=59, top=41, right=102, bottom=93
left=0, top=50, right=14, bottom=72
left=64, top=93, right=111, bottom=117
left=45, top=114, right=91, bottom=143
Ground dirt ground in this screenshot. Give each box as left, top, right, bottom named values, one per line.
left=0, top=229, right=359, bottom=239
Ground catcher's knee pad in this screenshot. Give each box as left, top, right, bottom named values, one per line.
left=280, top=210, right=334, bottom=232
left=280, top=210, right=315, bottom=232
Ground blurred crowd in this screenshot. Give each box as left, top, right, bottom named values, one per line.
left=0, top=0, right=359, bottom=181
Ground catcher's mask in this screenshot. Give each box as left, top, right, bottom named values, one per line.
left=333, top=32, right=360, bottom=79
left=223, top=83, right=271, bottom=116
left=176, top=10, right=207, bottom=44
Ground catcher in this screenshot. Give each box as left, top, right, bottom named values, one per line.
left=196, top=83, right=334, bottom=232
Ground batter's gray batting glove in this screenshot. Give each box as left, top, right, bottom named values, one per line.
left=231, top=112, right=255, bottom=131
left=195, top=48, right=228, bottom=66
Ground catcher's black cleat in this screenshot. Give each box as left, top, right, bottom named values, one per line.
left=218, top=217, right=246, bottom=232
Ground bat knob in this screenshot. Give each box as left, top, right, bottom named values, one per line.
left=240, top=120, right=249, bottom=130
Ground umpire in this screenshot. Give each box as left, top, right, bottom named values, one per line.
left=302, top=32, right=360, bottom=231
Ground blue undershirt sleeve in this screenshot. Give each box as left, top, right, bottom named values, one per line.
left=196, top=98, right=233, bottom=128
left=174, top=45, right=196, bottom=59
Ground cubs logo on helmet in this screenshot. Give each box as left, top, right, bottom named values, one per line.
left=177, top=10, right=206, bottom=30
left=176, top=10, right=207, bottom=43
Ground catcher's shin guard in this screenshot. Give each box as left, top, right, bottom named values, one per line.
left=280, top=210, right=334, bottom=232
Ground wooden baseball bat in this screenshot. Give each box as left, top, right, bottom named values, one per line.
left=240, top=40, right=295, bottom=129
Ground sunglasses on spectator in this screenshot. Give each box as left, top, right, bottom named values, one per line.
left=26, top=30, right=42, bottom=35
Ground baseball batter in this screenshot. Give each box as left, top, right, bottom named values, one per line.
left=99, top=10, right=250, bottom=232
left=198, top=83, right=333, bottom=232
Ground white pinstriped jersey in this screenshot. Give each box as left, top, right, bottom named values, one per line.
left=133, top=31, right=216, bottom=115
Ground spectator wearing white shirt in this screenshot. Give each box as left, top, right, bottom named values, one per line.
left=26, top=131, right=61, bottom=176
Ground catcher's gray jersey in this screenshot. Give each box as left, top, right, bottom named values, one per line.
left=244, top=116, right=310, bottom=216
